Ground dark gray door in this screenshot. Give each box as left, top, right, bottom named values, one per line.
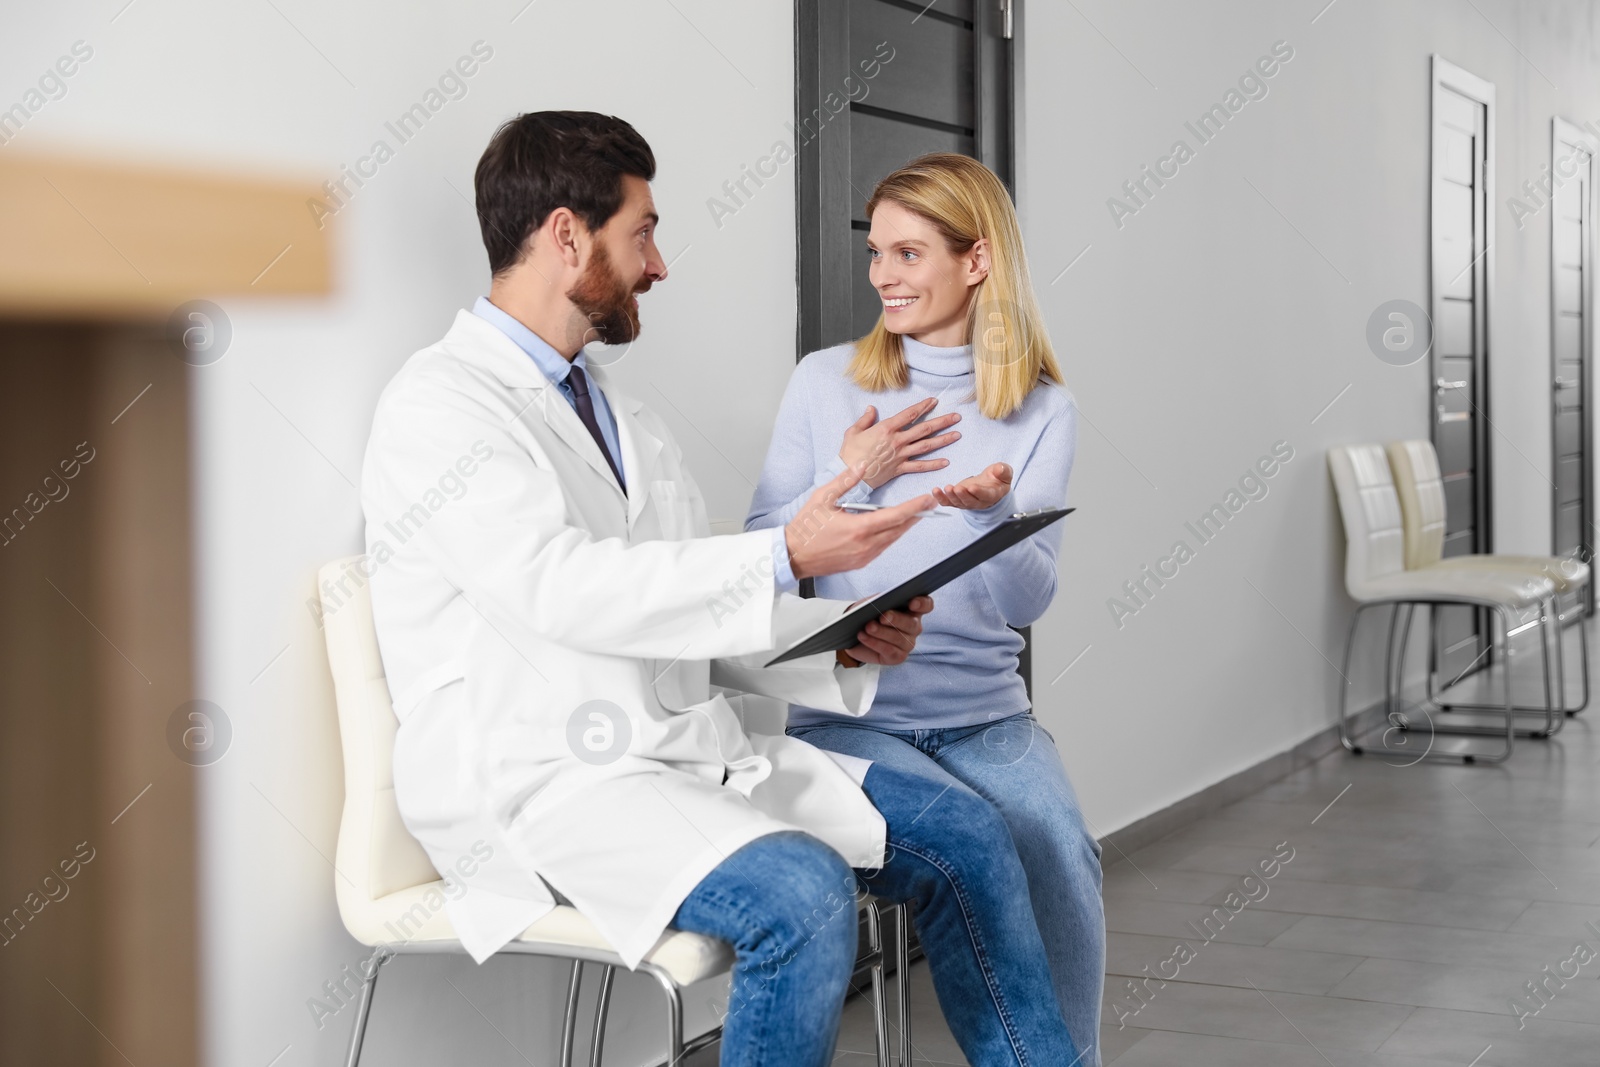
left=794, top=0, right=1025, bottom=686
left=1552, top=117, right=1594, bottom=616
left=1430, top=56, right=1495, bottom=683
left=797, top=0, right=1016, bottom=353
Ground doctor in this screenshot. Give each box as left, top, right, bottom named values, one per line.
left=360, top=111, right=936, bottom=1065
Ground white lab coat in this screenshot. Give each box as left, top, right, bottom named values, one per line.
left=360, top=309, right=887, bottom=967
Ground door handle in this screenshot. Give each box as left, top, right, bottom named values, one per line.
left=1554, top=376, right=1577, bottom=390
left=1436, top=377, right=1467, bottom=393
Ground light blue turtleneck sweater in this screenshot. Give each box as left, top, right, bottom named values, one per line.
left=746, top=337, right=1079, bottom=730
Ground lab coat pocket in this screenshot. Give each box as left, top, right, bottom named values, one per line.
left=648, top=478, right=698, bottom=541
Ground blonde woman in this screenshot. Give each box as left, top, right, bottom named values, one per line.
left=747, top=154, right=1104, bottom=1065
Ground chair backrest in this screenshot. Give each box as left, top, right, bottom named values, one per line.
left=1326, top=444, right=1408, bottom=598
left=319, top=556, right=440, bottom=929
left=1385, top=440, right=1448, bottom=569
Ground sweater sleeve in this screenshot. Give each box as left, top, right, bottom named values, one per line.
left=746, top=352, right=869, bottom=533
left=970, top=389, right=1078, bottom=628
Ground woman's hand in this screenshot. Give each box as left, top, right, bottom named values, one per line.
left=839, top=398, right=962, bottom=490
left=930, top=463, right=1013, bottom=511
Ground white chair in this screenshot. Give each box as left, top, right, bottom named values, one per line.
left=1326, top=447, right=1557, bottom=762
left=317, top=555, right=894, bottom=1066
left=1387, top=439, right=1590, bottom=725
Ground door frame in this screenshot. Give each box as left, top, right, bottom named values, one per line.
left=1429, top=55, right=1496, bottom=680
left=1551, top=115, right=1596, bottom=614
left=793, top=0, right=853, bottom=359
left=1429, top=54, right=1495, bottom=555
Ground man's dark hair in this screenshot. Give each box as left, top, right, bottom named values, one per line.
left=474, top=111, right=656, bottom=276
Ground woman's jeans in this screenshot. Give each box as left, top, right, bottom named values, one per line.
left=791, top=711, right=1106, bottom=1067
left=671, top=711, right=1097, bottom=1066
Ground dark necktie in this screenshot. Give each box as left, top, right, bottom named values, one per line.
left=566, top=364, right=626, bottom=491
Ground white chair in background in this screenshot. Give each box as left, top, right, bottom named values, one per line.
left=1387, top=438, right=1590, bottom=727
left=317, top=555, right=894, bottom=1066
left=1326, top=446, right=1557, bottom=762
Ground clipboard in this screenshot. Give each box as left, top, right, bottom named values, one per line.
left=764, top=506, right=1075, bottom=666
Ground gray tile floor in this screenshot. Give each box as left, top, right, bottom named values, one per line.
left=825, top=615, right=1600, bottom=1065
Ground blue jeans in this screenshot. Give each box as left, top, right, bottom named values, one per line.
left=790, top=712, right=1105, bottom=1066
left=672, top=728, right=1091, bottom=1066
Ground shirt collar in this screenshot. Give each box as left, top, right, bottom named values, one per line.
left=471, top=296, right=588, bottom=387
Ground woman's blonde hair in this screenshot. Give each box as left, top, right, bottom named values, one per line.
left=849, top=153, right=1062, bottom=419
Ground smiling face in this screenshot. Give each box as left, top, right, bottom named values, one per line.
left=568, top=174, right=666, bottom=345
left=866, top=199, right=988, bottom=348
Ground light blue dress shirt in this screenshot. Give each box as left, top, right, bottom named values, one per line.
left=471, top=296, right=796, bottom=591
left=473, top=296, right=623, bottom=475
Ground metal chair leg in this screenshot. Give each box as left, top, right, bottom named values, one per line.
left=1416, top=603, right=1518, bottom=762
left=1575, top=596, right=1592, bottom=714
left=1441, top=602, right=1526, bottom=757
left=1338, top=603, right=1376, bottom=754
left=1540, top=603, right=1561, bottom=736
left=1384, top=602, right=1444, bottom=762
left=1552, top=596, right=1569, bottom=720
left=640, top=963, right=685, bottom=1067
left=1488, top=604, right=1516, bottom=763
left=343, top=954, right=383, bottom=1067
left=1346, top=599, right=1523, bottom=764
left=1560, top=584, right=1592, bottom=715
left=589, top=965, right=615, bottom=1067
left=1384, top=601, right=1407, bottom=719
left=1392, top=602, right=1417, bottom=721
left=560, top=959, right=584, bottom=1067
left=894, top=903, right=912, bottom=1067
left=1420, top=600, right=1559, bottom=737
left=864, top=901, right=891, bottom=1067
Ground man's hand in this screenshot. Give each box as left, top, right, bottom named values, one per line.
left=785, top=464, right=934, bottom=580
left=839, top=398, right=962, bottom=489
left=930, top=462, right=1013, bottom=511
left=842, top=595, right=934, bottom=666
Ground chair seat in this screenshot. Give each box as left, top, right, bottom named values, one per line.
left=1354, top=566, right=1554, bottom=608
left=352, top=881, right=734, bottom=986
left=1427, top=555, right=1589, bottom=594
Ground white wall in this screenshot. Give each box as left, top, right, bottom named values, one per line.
left=6, top=0, right=1599, bottom=1063
left=1022, top=0, right=1600, bottom=835
left=7, top=1, right=801, bottom=1064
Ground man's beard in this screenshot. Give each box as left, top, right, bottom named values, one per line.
left=568, top=242, right=644, bottom=345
